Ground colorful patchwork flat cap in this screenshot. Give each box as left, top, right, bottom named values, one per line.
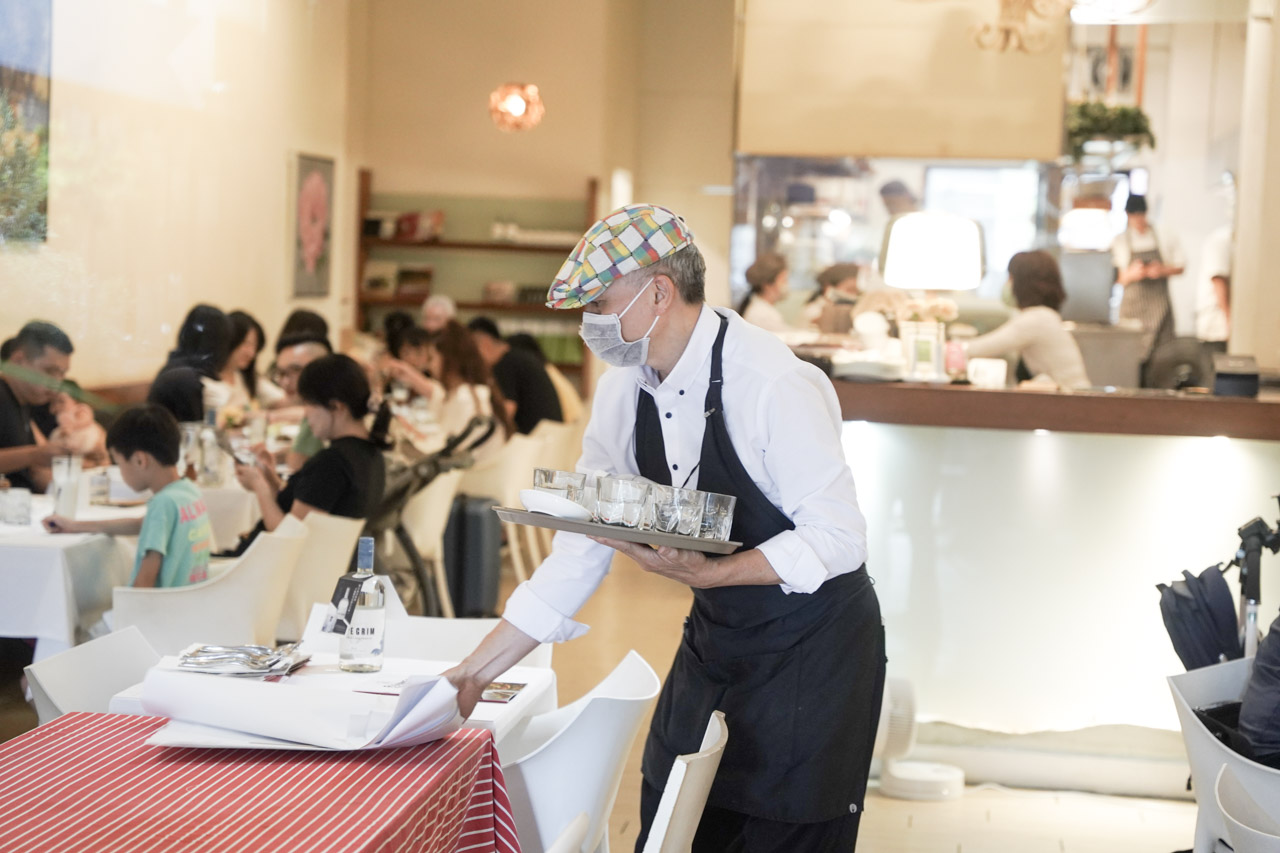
left=546, top=204, right=694, bottom=309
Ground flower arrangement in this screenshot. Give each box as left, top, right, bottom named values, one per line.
left=897, top=296, right=959, bottom=323
left=1066, top=102, right=1156, bottom=162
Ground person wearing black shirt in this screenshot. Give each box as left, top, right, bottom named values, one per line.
left=1240, top=610, right=1280, bottom=768
left=467, top=316, right=562, bottom=434
left=0, top=322, right=74, bottom=492
left=149, top=305, right=234, bottom=423
left=234, top=354, right=387, bottom=546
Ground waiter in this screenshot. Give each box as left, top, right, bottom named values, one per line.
left=444, top=204, right=885, bottom=852
left=1111, top=194, right=1185, bottom=368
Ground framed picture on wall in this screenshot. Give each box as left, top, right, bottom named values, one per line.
left=293, top=153, right=334, bottom=297
left=0, top=0, right=53, bottom=242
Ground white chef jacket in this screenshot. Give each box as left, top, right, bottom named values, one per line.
left=502, top=305, right=868, bottom=644
left=1195, top=225, right=1232, bottom=342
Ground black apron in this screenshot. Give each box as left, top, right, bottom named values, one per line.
left=635, top=312, right=886, bottom=824
left=1118, top=230, right=1175, bottom=361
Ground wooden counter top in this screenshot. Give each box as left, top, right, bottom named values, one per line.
left=833, top=381, right=1280, bottom=441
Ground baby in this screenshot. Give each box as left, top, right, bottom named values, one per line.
left=48, top=393, right=108, bottom=465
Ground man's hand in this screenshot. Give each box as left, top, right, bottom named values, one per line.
left=442, top=667, right=487, bottom=719
left=588, top=537, right=726, bottom=588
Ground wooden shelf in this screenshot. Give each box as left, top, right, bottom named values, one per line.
left=455, top=301, right=581, bottom=315
left=363, top=237, right=576, bottom=254
left=357, top=292, right=430, bottom=306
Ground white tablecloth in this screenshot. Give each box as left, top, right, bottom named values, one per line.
left=0, top=482, right=262, bottom=661
left=0, top=496, right=139, bottom=661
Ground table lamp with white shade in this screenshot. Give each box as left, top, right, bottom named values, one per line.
left=881, top=211, right=984, bottom=382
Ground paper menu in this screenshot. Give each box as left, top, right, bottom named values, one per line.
left=139, top=658, right=461, bottom=751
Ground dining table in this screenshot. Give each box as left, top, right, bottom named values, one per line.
left=0, top=711, right=521, bottom=852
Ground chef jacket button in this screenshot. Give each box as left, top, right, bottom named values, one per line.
left=665, top=412, right=672, bottom=418
left=848, top=803, right=858, bottom=814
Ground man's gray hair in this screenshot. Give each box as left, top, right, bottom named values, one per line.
left=618, top=243, right=705, bottom=304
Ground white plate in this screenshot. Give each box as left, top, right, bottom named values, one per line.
left=519, top=489, right=593, bottom=522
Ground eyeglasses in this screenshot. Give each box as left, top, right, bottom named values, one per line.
left=270, top=364, right=305, bottom=384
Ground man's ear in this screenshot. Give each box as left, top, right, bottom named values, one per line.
left=653, top=273, right=675, bottom=308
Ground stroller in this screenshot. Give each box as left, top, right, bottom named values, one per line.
left=1158, top=496, right=1280, bottom=670
left=365, top=416, right=497, bottom=616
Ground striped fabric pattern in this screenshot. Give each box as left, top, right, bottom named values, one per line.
left=0, top=713, right=520, bottom=853
left=546, top=203, right=693, bottom=309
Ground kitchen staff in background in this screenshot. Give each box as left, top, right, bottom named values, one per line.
left=1196, top=223, right=1233, bottom=352
left=804, top=262, right=862, bottom=333
left=1111, top=194, right=1185, bottom=365
left=736, top=252, right=793, bottom=334
left=443, top=204, right=886, bottom=852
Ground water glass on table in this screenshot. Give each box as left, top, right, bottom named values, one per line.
left=648, top=485, right=705, bottom=537
left=533, top=468, right=586, bottom=503
left=699, top=492, right=736, bottom=541
left=596, top=476, right=650, bottom=528
left=0, top=487, right=32, bottom=526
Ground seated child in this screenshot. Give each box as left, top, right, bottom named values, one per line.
left=44, top=403, right=212, bottom=587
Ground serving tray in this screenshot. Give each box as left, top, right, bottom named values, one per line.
left=493, top=507, right=741, bottom=555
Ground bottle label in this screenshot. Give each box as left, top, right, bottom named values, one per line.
left=321, top=575, right=368, bottom=635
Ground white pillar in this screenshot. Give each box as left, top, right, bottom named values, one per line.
left=1232, top=0, right=1280, bottom=367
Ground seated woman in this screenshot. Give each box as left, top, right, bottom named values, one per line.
left=224, top=310, right=286, bottom=412
left=737, top=252, right=792, bottom=333
left=963, top=251, right=1091, bottom=390
left=385, top=321, right=512, bottom=459
left=234, top=354, right=388, bottom=544
left=149, top=305, right=234, bottom=423
left=804, top=262, right=862, bottom=333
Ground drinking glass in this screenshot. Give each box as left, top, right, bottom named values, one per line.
left=596, top=476, right=650, bottom=528
left=533, top=468, right=586, bottom=502
left=228, top=434, right=256, bottom=466
left=0, top=488, right=32, bottom=526
left=648, top=485, right=705, bottom=536
left=699, top=492, right=737, bottom=541
left=51, top=455, right=82, bottom=518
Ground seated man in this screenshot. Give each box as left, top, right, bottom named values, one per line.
left=44, top=404, right=212, bottom=587
left=1239, top=611, right=1280, bottom=768
left=0, top=321, right=74, bottom=492
left=466, top=316, right=562, bottom=434
left=271, top=334, right=332, bottom=471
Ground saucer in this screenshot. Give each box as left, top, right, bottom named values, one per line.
left=519, top=489, right=593, bottom=522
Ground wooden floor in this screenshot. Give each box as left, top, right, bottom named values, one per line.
left=519, top=558, right=1199, bottom=853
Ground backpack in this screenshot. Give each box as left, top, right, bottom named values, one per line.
left=1157, top=564, right=1242, bottom=671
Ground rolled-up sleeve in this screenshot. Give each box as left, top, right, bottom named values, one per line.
left=752, top=370, right=867, bottom=594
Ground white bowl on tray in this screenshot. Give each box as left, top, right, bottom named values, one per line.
left=519, top=489, right=593, bottom=522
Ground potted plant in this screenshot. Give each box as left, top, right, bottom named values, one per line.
left=1065, top=102, right=1157, bottom=162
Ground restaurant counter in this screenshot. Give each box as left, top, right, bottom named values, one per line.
left=834, top=380, right=1280, bottom=736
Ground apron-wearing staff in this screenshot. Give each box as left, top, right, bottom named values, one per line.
left=1113, top=194, right=1184, bottom=369
left=445, top=204, right=886, bottom=853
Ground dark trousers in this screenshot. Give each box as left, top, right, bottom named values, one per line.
left=635, top=780, right=864, bottom=853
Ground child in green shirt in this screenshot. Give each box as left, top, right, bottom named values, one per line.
left=44, top=404, right=212, bottom=587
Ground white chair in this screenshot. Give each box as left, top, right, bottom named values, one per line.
left=502, top=650, right=661, bottom=853
left=1216, top=765, right=1280, bottom=852
left=23, top=626, right=160, bottom=725
left=113, top=527, right=305, bottom=655
left=276, top=512, right=366, bottom=641
left=297, top=604, right=551, bottom=670
left=459, top=433, right=542, bottom=583
left=642, top=711, right=728, bottom=853
left=399, top=468, right=466, bottom=618
left=545, top=813, right=590, bottom=853
left=1169, top=658, right=1280, bottom=853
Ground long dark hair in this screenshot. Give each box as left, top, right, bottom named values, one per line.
left=383, top=311, right=417, bottom=359
left=427, top=321, right=515, bottom=438
left=228, top=310, right=265, bottom=398
left=297, top=354, right=391, bottom=448
left=175, top=305, right=233, bottom=379
left=739, top=252, right=787, bottom=314
left=1008, top=251, right=1066, bottom=312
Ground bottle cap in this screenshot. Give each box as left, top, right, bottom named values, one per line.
left=357, top=536, right=375, bottom=570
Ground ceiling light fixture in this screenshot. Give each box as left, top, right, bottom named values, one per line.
left=489, top=83, right=544, bottom=133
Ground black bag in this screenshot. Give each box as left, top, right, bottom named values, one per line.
left=1157, top=565, right=1242, bottom=671
left=442, top=496, right=502, bottom=617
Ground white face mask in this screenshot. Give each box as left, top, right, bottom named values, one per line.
left=579, top=277, right=660, bottom=367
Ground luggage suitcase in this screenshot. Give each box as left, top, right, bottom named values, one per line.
left=442, top=495, right=502, bottom=617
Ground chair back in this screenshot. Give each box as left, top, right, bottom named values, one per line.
left=1169, top=658, right=1280, bottom=853
left=1217, top=765, right=1280, bottom=853
left=276, top=513, right=365, bottom=642
left=502, top=650, right=661, bottom=853
left=23, top=627, right=160, bottom=725
left=643, top=711, right=729, bottom=853
left=530, top=419, right=577, bottom=474
left=401, top=468, right=466, bottom=562
left=113, top=528, right=305, bottom=655
left=459, top=433, right=540, bottom=506
left=544, top=813, right=589, bottom=853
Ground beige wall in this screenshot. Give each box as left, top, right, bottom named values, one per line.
left=0, top=0, right=356, bottom=387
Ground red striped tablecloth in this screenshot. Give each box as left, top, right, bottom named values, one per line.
left=0, top=713, right=520, bottom=853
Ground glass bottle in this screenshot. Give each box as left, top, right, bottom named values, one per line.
left=340, top=537, right=385, bottom=672
left=198, top=410, right=221, bottom=486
